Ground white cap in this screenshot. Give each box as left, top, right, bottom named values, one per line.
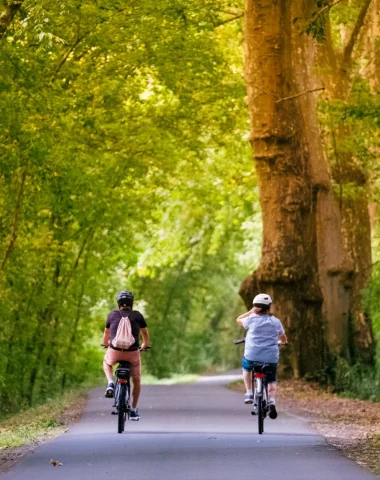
left=252, top=293, right=272, bottom=305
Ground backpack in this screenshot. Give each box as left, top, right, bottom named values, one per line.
left=112, top=312, right=135, bottom=349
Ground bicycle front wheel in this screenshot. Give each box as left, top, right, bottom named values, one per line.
left=118, top=384, right=126, bottom=434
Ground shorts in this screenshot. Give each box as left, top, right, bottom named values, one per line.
left=242, top=356, right=278, bottom=384
left=104, top=348, right=141, bottom=381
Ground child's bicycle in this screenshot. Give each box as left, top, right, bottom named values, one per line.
left=234, top=338, right=286, bottom=435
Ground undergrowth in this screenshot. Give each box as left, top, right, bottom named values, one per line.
left=0, top=387, right=89, bottom=449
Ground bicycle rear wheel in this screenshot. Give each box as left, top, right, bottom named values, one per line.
left=258, top=398, right=264, bottom=434
left=118, top=384, right=126, bottom=434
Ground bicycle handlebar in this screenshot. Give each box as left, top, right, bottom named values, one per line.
left=233, top=339, right=288, bottom=346
left=100, top=344, right=151, bottom=351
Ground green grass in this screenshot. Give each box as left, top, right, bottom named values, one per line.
left=143, top=373, right=199, bottom=385
left=0, top=388, right=88, bottom=449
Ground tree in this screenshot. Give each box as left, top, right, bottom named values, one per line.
left=240, top=0, right=376, bottom=377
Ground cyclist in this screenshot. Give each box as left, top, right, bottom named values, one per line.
left=102, top=290, right=150, bottom=421
left=236, top=293, right=287, bottom=419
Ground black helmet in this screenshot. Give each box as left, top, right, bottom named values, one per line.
left=116, top=290, right=134, bottom=307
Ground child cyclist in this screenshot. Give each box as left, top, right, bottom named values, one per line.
left=236, top=293, right=287, bottom=419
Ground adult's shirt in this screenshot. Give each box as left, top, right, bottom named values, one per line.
left=242, top=314, right=285, bottom=363
left=106, top=308, right=147, bottom=350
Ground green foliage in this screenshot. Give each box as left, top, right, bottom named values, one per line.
left=364, top=263, right=380, bottom=357
left=0, top=0, right=252, bottom=413
left=334, top=357, right=380, bottom=402
left=331, top=263, right=380, bottom=401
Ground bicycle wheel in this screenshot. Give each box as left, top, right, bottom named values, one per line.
left=125, top=383, right=131, bottom=421
left=258, top=397, right=264, bottom=434
left=118, top=384, right=126, bottom=434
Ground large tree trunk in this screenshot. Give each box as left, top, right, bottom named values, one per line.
left=240, top=0, right=326, bottom=378
left=291, top=1, right=352, bottom=361
left=317, top=3, right=376, bottom=364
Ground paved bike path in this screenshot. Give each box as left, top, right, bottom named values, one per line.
left=2, top=375, right=378, bottom=480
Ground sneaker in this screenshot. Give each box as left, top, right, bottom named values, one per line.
left=129, top=408, right=140, bottom=421
left=269, top=402, right=277, bottom=419
left=105, top=382, right=115, bottom=398
left=244, top=393, right=254, bottom=404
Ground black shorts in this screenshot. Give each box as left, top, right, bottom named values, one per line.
left=242, top=357, right=278, bottom=384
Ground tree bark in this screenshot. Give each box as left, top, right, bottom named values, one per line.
left=0, top=0, right=24, bottom=39
left=292, top=0, right=357, bottom=360
left=318, top=1, right=376, bottom=364
left=241, top=0, right=326, bottom=378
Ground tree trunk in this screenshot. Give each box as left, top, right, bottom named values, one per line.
left=317, top=2, right=376, bottom=364
left=292, top=0, right=352, bottom=360
left=0, top=0, right=24, bottom=39
left=240, top=0, right=325, bottom=378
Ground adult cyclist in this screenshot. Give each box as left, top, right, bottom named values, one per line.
left=102, top=290, right=150, bottom=421
left=236, top=293, right=287, bottom=420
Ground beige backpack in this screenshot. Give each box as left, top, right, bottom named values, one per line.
left=112, top=312, right=135, bottom=349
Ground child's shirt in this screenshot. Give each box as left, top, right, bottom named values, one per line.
left=242, top=314, right=285, bottom=363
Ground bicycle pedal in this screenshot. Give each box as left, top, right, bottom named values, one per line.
left=251, top=411, right=257, bottom=416
left=111, top=411, right=117, bottom=415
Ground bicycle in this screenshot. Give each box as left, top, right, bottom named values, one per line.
left=101, top=345, right=151, bottom=434
left=234, top=338, right=285, bottom=435
left=113, top=361, right=132, bottom=434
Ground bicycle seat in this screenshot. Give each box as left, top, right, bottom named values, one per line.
left=253, top=363, right=271, bottom=374
left=115, top=362, right=131, bottom=380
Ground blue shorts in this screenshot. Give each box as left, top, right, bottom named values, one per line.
left=242, top=356, right=278, bottom=384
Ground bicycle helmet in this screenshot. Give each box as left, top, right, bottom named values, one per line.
left=252, top=293, right=272, bottom=308
left=116, top=290, right=134, bottom=307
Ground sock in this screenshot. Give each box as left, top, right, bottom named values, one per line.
left=131, top=408, right=137, bottom=412
left=269, top=397, right=275, bottom=404
left=246, top=390, right=253, bottom=395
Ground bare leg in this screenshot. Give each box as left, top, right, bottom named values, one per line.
left=242, top=369, right=252, bottom=392
left=268, top=382, right=277, bottom=401
left=103, top=360, right=113, bottom=383
left=131, top=377, right=141, bottom=408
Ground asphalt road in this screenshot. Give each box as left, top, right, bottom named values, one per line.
left=2, top=373, right=378, bottom=480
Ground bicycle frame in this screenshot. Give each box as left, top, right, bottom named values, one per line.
left=113, top=363, right=131, bottom=433
left=253, top=370, right=269, bottom=434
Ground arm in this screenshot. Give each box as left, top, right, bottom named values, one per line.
left=236, top=307, right=259, bottom=326
left=140, top=328, right=151, bottom=350
left=102, top=327, right=110, bottom=347
left=279, top=333, right=288, bottom=345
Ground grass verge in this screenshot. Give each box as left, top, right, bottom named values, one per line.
left=0, top=388, right=89, bottom=474
left=228, top=379, right=380, bottom=475
left=143, top=373, right=199, bottom=385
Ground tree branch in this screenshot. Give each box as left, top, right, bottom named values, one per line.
left=215, top=13, right=244, bottom=27
left=314, top=0, right=341, bottom=18
left=0, top=168, right=27, bottom=271
left=276, top=87, right=325, bottom=103
left=52, top=32, right=89, bottom=80
left=343, top=0, right=372, bottom=66
left=246, top=81, right=279, bottom=100
left=0, top=0, right=24, bottom=39
left=246, top=81, right=324, bottom=103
